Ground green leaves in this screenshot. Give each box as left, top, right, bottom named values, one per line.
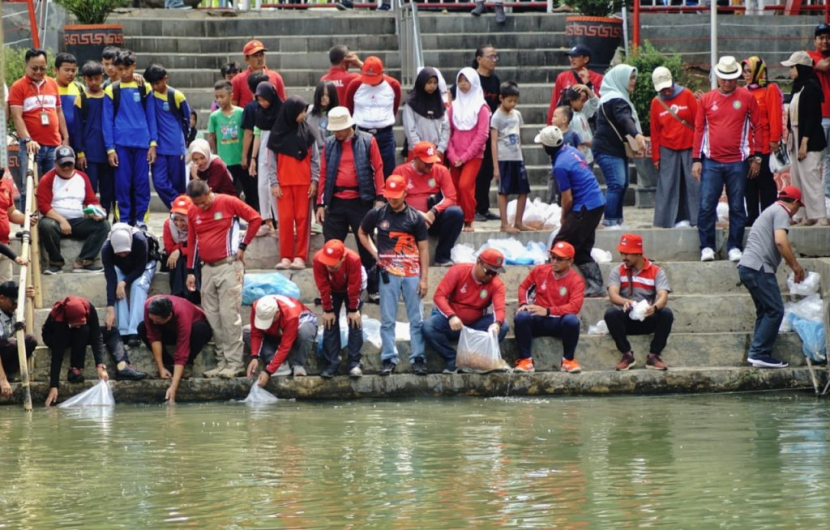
left=623, top=41, right=686, bottom=137
left=55, top=0, right=130, bottom=25
left=568, top=0, right=626, bottom=18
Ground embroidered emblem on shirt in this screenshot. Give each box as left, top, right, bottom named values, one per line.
left=214, top=212, right=223, bottom=220
left=479, top=289, right=488, bottom=299
left=559, top=286, right=568, bottom=296
left=132, top=92, right=141, bottom=103
left=732, top=101, right=742, bottom=110
left=380, top=220, right=390, bottom=230
left=428, top=178, right=436, bottom=188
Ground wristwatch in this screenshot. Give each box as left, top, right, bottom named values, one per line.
left=20, top=137, right=31, bottom=144
left=752, top=156, right=762, bottom=163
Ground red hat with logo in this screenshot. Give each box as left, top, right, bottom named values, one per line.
left=383, top=175, right=407, bottom=199
left=550, top=241, right=575, bottom=259
left=617, top=233, right=644, bottom=254
left=412, top=141, right=442, bottom=164
left=171, top=195, right=192, bottom=216
left=361, top=56, right=385, bottom=86
left=478, top=248, right=506, bottom=273
left=243, top=40, right=268, bottom=56
left=318, top=240, right=346, bottom=267
left=778, top=186, right=802, bottom=202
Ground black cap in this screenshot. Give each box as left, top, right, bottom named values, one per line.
left=566, top=44, right=592, bottom=58
left=0, top=281, right=18, bottom=300
left=55, top=146, right=76, bottom=166
left=816, top=23, right=830, bottom=36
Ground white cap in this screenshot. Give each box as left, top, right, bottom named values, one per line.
left=781, top=51, right=813, bottom=68
left=534, top=126, right=564, bottom=148
left=254, top=296, right=279, bottom=330
left=714, top=56, right=742, bottom=80
left=652, top=66, right=673, bottom=92
left=326, top=106, right=354, bottom=132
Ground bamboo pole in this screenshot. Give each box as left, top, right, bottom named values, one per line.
left=14, top=155, right=36, bottom=412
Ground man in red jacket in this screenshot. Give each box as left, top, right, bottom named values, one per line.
left=313, top=239, right=366, bottom=379
left=515, top=241, right=585, bottom=374
left=422, top=248, right=509, bottom=373
left=246, top=294, right=318, bottom=384
left=546, top=45, right=604, bottom=126
left=231, top=40, right=286, bottom=107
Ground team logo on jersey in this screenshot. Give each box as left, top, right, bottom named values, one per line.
left=214, top=212, right=223, bottom=221
left=559, top=286, right=568, bottom=296
left=479, top=289, right=488, bottom=299
left=428, top=178, right=436, bottom=188
left=380, top=220, right=390, bottom=230
left=163, top=101, right=170, bottom=112
left=732, top=101, right=742, bottom=110
left=712, top=104, right=719, bottom=112
left=132, top=92, right=141, bottom=102
left=670, top=104, right=679, bottom=113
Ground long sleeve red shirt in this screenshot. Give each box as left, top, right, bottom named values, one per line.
left=162, top=218, right=190, bottom=260
left=249, top=295, right=314, bottom=374
left=746, top=84, right=783, bottom=154
left=518, top=265, right=585, bottom=316
left=649, top=88, right=698, bottom=163
left=186, top=194, right=262, bottom=269
left=37, top=168, right=99, bottom=216
left=547, top=69, right=604, bottom=126
left=142, top=295, right=208, bottom=366
left=316, top=135, right=385, bottom=204
left=433, top=263, right=506, bottom=326
left=392, top=162, right=457, bottom=214
left=693, top=87, right=766, bottom=163
left=312, top=248, right=364, bottom=312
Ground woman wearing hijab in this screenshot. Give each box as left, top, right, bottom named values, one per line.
left=403, top=67, right=450, bottom=160
left=446, top=67, right=492, bottom=231
left=267, top=96, right=320, bottom=270
left=189, top=139, right=239, bottom=197
left=250, top=81, right=283, bottom=232
left=592, top=64, right=646, bottom=228
left=741, top=56, right=784, bottom=226
left=783, top=51, right=828, bottom=225
left=649, top=66, right=700, bottom=228
left=162, top=194, right=200, bottom=304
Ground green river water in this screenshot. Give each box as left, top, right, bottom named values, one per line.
left=1, top=392, right=829, bottom=529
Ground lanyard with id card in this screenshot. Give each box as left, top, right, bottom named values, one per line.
left=40, top=111, right=50, bottom=126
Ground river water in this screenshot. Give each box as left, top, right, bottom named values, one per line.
left=1, top=392, right=829, bottom=529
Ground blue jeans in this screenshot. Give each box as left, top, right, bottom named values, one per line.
left=115, top=261, right=157, bottom=336
left=152, top=154, right=186, bottom=209
left=17, top=143, right=57, bottom=211
left=698, top=159, right=747, bottom=252
left=595, top=152, right=628, bottom=226
left=430, top=206, right=463, bottom=264
left=422, top=311, right=509, bottom=369
left=369, top=127, right=396, bottom=179
left=514, top=311, right=580, bottom=360
left=379, top=274, right=424, bottom=364
left=738, top=265, right=784, bottom=359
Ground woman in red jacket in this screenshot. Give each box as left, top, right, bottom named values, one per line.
left=741, top=57, right=784, bottom=226
left=162, top=195, right=200, bottom=304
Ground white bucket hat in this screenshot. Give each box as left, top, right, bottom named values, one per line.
left=326, top=106, right=354, bottom=132
left=714, top=56, right=742, bottom=80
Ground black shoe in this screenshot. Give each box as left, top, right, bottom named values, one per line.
left=44, top=264, right=63, bottom=275
left=471, top=1, right=485, bottom=15
left=320, top=366, right=338, bottom=379
left=377, top=2, right=390, bottom=10
left=442, top=362, right=457, bottom=374
left=67, top=367, right=84, bottom=383
left=367, top=292, right=380, bottom=305
left=412, top=358, right=428, bottom=376
left=126, top=335, right=141, bottom=348
left=115, top=365, right=148, bottom=381
left=379, top=360, right=396, bottom=376
left=484, top=211, right=501, bottom=221
left=474, top=213, right=488, bottom=222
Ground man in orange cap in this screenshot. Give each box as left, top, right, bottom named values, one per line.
left=423, top=248, right=509, bottom=373
left=605, top=233, right=673, bottom=371
left=312, top=239, right=367, bottom=378
left=391, top=140, right=464, bottom=266
left=345, top=56, right=402, bottom=179
left=231, top=40, right=286, bottom=108
left=359, top=174, right=429, bottom=375
left=516, top=241, right=585, bottom=373
left=738, top=186, right=805, bottom=368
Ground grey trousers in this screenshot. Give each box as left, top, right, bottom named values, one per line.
left=653, top=147, right=699, bottom=228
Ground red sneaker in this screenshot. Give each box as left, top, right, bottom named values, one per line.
left=514, top=358, right=535, bottom=373
left=560, top=358, right=582, bottom=373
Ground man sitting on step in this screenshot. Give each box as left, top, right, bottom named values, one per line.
left=0, top=282, right=37, bottom=396
left=604, top=234, right=673, bottom=371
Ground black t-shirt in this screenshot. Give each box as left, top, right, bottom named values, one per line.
left=241, top=101, right=259, bottom=158
left=360, top=204, right=428, bottom=277
left=450, top=71, right=501, bottom=112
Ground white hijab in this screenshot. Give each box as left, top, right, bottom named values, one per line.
left=451, top=67, right=486, bottom=131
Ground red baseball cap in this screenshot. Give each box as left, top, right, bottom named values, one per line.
left=479, top=248, right=505, bottom=273
left=171, top=195, right=192, bottom=216
left=318, top=240, right=346, bottom=267
left=550, top=241, right=575, bottom=259
left=412, top=141, right=441, bottom=164
left=361, top=56, right=385, bottom=85
left=383, top=175, right=407, bottom=199
left=778, top=186, right=802, bottom=202
left=243, top=40, right=268, bottom=56
left=617, top=234, right=644, bottom=254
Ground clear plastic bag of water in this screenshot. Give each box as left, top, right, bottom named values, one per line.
left=587, top=320, right=608, bottom=335
left=243, top=383, right=279, bottom=405
left=456, top=327, right=509, bottom=373
left=787, top=271, right=820, bottom=297
left=58, top=380, right=114, bottom=408
left=628, top=300, right=649, bottom=321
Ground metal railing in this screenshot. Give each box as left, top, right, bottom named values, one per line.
left=395, top=0, right=424, bottom=87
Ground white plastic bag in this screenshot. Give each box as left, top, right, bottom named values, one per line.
left=456, top=327, right=509, bottom=373
left=788, top=271, right=821, bottom=297
left=587, top=320, right=608, bottom=336
left=58, top=380, right=114, bottom=408
left=716, top=202, right=729, bottom=223
left=591, top=247, right=612, bottom=264
left=523, top=199, right=546, bottom=230
left=243, top=383, right=279, bottom=405
left=628, top=300, right=649, bottom=321
left=362, top=318, right=382, bottom=348
left=450, top=243, right=477, bottom=264
left=524, top=241, right=548, bottom=265
left=788, top=294, right=824, bottom=322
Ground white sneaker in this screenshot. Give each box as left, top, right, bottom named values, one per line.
left=728, top=248, right=743, bottom=262
left=292, top=365, right=307, bottom=377
left=203, top=366, right=223, bottom=378
left=700, top=247, right=715, bottom=262
left=349, top=366, right=363, bottom=378
left=273, top=364, right=292, bottom=377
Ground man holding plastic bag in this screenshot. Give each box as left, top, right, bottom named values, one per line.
left=515, top=242, right=585, bottom=373
left=604, top=234, right=673, bottom=371
left=423, top=248, right=509, bottom=373
left=738, top=186, right=806, bottom=368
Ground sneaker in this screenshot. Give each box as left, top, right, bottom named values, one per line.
left=275, top=258, right=291, bottom=270
left=289, top=258, right=305, bottom=271
left=471, top=1, right=485, bottom=15
left=367, top=292, right=380, bottom=305
left=377, top=2, right=390, bottom=10
left=494, top=4, right=506, bottom=24
left=435, top=260, right=454, bottom=267
left=379, top=360, right=396, bottom=376
left=700, top=247, right=715, bottom=262
left=126, top=335, right=141, bottom=348
left=616, top=352, right=636, bottom=371
left=514, top=358, right=535, bottom=373
left=728, top=248, right=743, bottom=263
left=292, top=365, right=307, bottom=377
left=203, top=366, right=223, bottom=378
left=73, top=260, right=103, bottom=273
left=349, top=366, right=363, bottom=378
left=646, top=353, right=668, bottom=371
left=320, top=366, right=338, bottom=379
left=44, top=264, right=63, bottom=275
left=484, top=211, right=501, bottom=221
left=67, top=367, right=84, bottom=383
left=747, top=355, right=788, bottom=368
left=273, top=364, right=292, bottom=377
left=412, top=358, right=428, bottom=376
left=218, top=366, right=244, bottom=379
left=442, top=362, right=457, bottom=374
left=474, top=212, right=488, bottom=222
left=560, top=358, right=582, bottom=373
left=115, top=365, right=147, bottom=381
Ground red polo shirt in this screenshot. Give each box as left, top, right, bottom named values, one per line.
left=8, top=75, right=62, bottom=146
left=231, top=67, right=287, bottom=107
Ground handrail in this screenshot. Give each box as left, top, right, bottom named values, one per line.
left=14, top=154, right=36, bottom=412
left=395, top=0, right=424, bottom=87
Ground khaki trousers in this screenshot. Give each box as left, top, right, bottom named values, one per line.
left=201, top=259, right=244, bottom=369
left=0, top=256, right=13, bottom=284
left=790, top=150, right=826, bottom=220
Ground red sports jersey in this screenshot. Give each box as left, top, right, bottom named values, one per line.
left=433, top=263, right=506, bottom=325
left=649, top=88, right=698, bottom=163
left=807, top=50, right=830, bottom=118
left=693, top=87, right=765, bottom=163
left=142, top=295, right=208, bottom=365
left=249, top=295, right=315, bottom=374
left=312, top=248, right=364, bottom=312
left=518, top=265, right=585, bottom=316
left=392, top=162, right=457, bottom=214
left=186, top=194, right=262, bottom=268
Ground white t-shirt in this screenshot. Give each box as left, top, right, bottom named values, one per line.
left=51, top=172, right=87, bottom=219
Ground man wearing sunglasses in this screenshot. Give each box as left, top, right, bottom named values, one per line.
left=423, top=248, right=509, bottom=374
left=515, top=241, right=585, bottom=374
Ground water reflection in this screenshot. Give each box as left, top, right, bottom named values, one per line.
left=1, top=394, right=829, bottom=528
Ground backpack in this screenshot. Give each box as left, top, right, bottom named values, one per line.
left=143, top=229, right=163, bottom=263
left=164, top=87, right=190, bottom=142
left=111, top=80, right=149, bottom=117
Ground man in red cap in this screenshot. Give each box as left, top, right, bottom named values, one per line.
left=738, top=186, right=806, bottom=368
left=231, top=40, right=286, bottom=108
left=391, top=140, right=463, bottom=266
left=320, top=45, right=363, bottom=104
left=605, top=234, right=673, bottom=371
left=162, top=195, right=200, bottom=304
left=345, top=56, right=402, bottom=178
left=423, top=248, right=508, bottom=373
left=313, top=239, right=367, bottom=378
left=359, top=174, right=429, bottom=376
left=516, top=241, right=585, bottom=373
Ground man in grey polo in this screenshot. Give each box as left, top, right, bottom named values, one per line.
left=738, top=186, right=806, bottom=369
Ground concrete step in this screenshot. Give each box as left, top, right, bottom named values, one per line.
left=125, top=34, right=401, bottom=55
left=137, top=50, right=402, bottom=72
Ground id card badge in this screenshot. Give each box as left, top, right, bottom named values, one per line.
left=40, top=111, right=50, bottom=126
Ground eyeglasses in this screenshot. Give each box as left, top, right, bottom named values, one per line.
left=59, top=162, right=75, bottom=169
left=28, top=66, right=47, bottom=72
left=485, top=54, right=499, bottom=61
left=483, top=269, right=498, bottom=277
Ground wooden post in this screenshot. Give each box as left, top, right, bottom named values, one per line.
left=14, top=155, right=37, bottom=412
